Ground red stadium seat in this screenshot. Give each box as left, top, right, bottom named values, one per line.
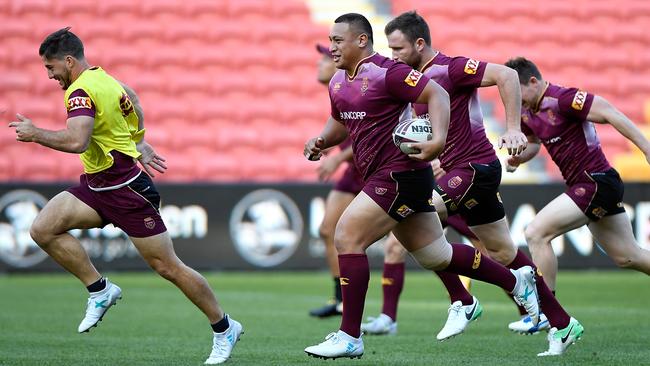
left=96, top=0, right=138, bottom=18
left=184, top=1, right=228, bottom=17
left=10, top=0, right=52, bottom=16
left=196, top=154, right=241, bottom=181
left=228, top=0, right=270, bottom=18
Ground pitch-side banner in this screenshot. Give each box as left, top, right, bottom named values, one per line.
left=0, top=183, right=649, bottom=272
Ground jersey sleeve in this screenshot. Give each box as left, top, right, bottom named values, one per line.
left=447, top=57, right=487, bottom=90
left=66, top=89, right=96, bottom=118
left=384, top=62, right=431, bottom=103
left=557, top=88, right=594, bottom=121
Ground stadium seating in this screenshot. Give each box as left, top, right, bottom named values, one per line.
left=1, top=0, right=648, bottom=182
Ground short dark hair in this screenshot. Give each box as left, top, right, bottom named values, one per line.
left=334, top=13, right=374, bottom=44
left=39, top=27, right=85, bottom=60
left=504, top=57, right=543, bottom=84
left=384, top=11, right=431, bottom=46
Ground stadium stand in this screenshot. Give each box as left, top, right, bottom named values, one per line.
left=0, top=0, right=647, bottom=181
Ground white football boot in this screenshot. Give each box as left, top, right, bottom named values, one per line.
left=508, top=313, right=550, bottom=334
left=537, top=317, right=584, bottom=356
left=78, top=279, right=122, bottom=333
left=360, top=313, right=397, bottom=335
left=436, top=296, right=482, bottom=341
left=205, top=316, right=244, bottom=364
left=305, top=330, right=364, bottom=359
left=510, top=266, right=540, bottom=326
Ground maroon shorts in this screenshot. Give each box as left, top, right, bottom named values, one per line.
left=67, top=152, right=167, bottom=238
left=334, top=163, right=364, bottom=195
left=363, top=167, right=436, bottom=222
left=566, top=168, right=625, bottom=221
left=435, top=159, right=505, bottom=226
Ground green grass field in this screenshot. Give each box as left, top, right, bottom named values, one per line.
left=1, top=270, right=648, bottom=366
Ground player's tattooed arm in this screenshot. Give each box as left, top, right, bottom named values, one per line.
left=305, top=116, right=348, bottom=161
left=587, top=95, right=650, bottom=164
left=9, top=113, right=93, bottom=153
left=506, top=134, right=541, bottom=172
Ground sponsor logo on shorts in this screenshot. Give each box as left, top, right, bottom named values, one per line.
left=360, top=77, right=369, bottom=95
left=333, top=82, right=341, bottom=93
left=574, top=187, right=586, bottom=197
left=404, top=69, right=423, bottom=87
left=144, top=217, right=156, bottom=229
left=381, top=277, right=394, bottom=286
left=448, top=176, right=463, bottom=189
left=67, top=96, right=93, bottom=112
left=375, top=187, right=388, bottom=196
left=396, top=204, right=414, bottom=218
left=464, top=59, right=480, bottom=75
left=592, top=207, right=607, bottom=218
left=471, top=250, right=481, bottom=269
left=571, top=90, right=588, bottom=111
left=465, top=198, right=479, bottom=210
left=340, top=277, right=350, bottom=285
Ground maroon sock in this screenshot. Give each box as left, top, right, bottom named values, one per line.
left=338, top=254, right=369, bottom=338
left=507, top=249, right=570, bottom=328
left=444, top=244, right=516, bottom=291
left=435, top=271, right=474, bottom=305
left=380, top=262, right=404, bottom=321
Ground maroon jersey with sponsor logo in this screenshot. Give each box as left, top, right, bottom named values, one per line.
left=521, top=83, right=611, bottom=185
left=329, top=53, right=431, bottom=179
left=413, top=53, right=497, bottom=171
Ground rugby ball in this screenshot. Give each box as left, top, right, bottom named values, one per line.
left=392, top=118, right=433, bottom=154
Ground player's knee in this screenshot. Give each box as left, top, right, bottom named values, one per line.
left=524, top=223, right=547, bottom=246
left=29, top=217, right=53, bottom=247
left=149, top=258, right=178, bottom=280
left=385, top=239, right=406, bottom=263
left=318, top=224, right=334, bottom=243
left=409, top=236, right=452, bottom=271
left=333, top=228, right=364, bottom=254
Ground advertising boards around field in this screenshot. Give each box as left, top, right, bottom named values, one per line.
left=0, top=183, right=648, bottom=272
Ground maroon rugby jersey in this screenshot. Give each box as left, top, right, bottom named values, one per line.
left=520, top=82, right=611, bottom=185
left=413, top=53, right=496, bottom=171
left=329, top=53, right=431, bottom=179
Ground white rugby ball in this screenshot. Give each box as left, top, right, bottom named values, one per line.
left=392, top=118, right=433, bottom=154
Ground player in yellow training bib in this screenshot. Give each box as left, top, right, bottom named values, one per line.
left=8, top=27, right=242, bottom=365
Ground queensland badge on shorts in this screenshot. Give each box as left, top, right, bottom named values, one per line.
left=144, top=217, right=156, bottom=229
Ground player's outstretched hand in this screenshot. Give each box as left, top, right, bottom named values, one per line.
left=499, top=129, right=527, bottom=156
left=136, top=140, right=167, bottom=177
left=505, top=156, right=520, bottom=173
left=304, top=137, right=325, bottom=161
left=8, top=114, right=37, bottom=142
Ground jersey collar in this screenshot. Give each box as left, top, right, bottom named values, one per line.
left=346, top=52, right=377, bottom=81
